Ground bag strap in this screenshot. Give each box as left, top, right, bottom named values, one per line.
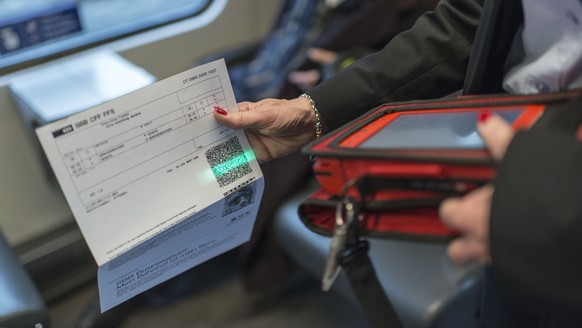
left=338, top=201, right=404, bottom=328
left=332, top=174, right=466, bottom=327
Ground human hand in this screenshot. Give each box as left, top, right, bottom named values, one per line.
left=213, top=97, right=317, bottom=163
left=439, top=113, right=515, bottom=264
left=288, top=48, right=338, bottom=91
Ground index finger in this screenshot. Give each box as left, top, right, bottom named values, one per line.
left=477, top=113, right=514, bottom=161
left=439, top=184, right=494, bottom=236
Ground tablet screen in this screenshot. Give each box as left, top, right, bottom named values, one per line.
left=358, top=109, right=523, bottom=149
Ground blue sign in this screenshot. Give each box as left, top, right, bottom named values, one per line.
left=0, top=3, right=83, bottom=55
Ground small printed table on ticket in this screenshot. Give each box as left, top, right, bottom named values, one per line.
left=36, top=59, right=264, bottom=312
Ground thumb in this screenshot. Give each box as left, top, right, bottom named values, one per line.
left=213, top=104, right=268, bottom=130
left=477, top=113, right=515, bottom=161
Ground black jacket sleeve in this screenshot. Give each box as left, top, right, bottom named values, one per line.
left=307, top=0, right=483, bottom=131
left=491, top=129, right=582, bottom=310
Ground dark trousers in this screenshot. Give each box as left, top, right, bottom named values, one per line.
left=479, top=269, right=582, bottom=328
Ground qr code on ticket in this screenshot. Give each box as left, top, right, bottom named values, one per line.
left=205, top=136, right=252, bottom=187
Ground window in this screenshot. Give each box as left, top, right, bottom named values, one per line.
left=0, top=0, right=211, bottom=70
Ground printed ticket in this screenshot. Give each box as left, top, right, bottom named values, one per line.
left=36, top=59, right=264, bottom=312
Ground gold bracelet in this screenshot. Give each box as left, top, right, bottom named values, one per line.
left=300, top=93, right=323, bottom=138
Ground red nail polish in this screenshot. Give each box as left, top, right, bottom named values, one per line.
left=214, top=106, right=228, bottom=115
left=478, top=112, right=491, bottom=123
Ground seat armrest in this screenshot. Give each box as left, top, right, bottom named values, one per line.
left=0, top=230, right=49, bottom=327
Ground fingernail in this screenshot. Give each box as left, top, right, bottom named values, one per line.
left=214, top=106, right=228, bottom=116
left=478, top=112, right=491, bottom=123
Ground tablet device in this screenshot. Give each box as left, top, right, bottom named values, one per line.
left=305, top=100, right=550, bottom=195
left=300, top=91, right=580, bottom=240
left=335, top=104, right=544, bottom=161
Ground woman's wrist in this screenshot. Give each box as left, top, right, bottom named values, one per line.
left=299, top=93, right=323, bottom=138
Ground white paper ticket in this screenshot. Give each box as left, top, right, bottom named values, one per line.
left=36, top=59, right=264, bottom=311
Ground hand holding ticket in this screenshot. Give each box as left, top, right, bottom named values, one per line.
left=35, top=59, right=264, bottom=312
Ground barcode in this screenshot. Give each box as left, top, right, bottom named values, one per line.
left=205, top=136, right=252, bottom=187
